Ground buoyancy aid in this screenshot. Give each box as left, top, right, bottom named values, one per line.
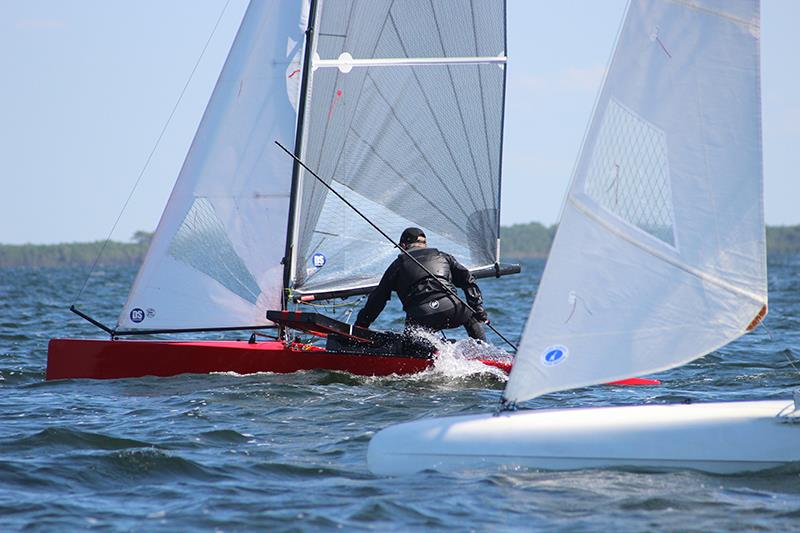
left=394, top=248, right=457, bottom=310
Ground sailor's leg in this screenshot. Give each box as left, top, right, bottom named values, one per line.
left=443, top=299, right=487, bottom=342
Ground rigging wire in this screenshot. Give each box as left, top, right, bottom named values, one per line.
left=71, top=0, right=234, bottom=306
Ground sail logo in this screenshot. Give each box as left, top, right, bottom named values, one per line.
left=130, top=308, right=145, bottom=323
left=312, top=253, right=326, bottom=268
left=311, top=253, right=328, bottom=268
left=541, top=345, right=568, bottom=366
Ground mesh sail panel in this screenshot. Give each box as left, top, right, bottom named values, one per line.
left=583, top=98, right=675, bottom=246
left=168, top=198, right=261, bottom=305
left=291, top=0, right=506, bottom=294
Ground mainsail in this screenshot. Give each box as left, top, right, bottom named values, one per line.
left=288, top=0, right=508, bottom=297
left=118, top=1, right=308, bottom=330
left=504, top=0, right=766, bottom=403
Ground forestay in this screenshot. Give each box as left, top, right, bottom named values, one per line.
left=288, top=0, right=507, bottom=297
left=504, top=0, right=766, bottom=403
left=118, top=1, right=308, bottom=330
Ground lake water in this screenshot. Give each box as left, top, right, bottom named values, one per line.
left=1, top=258, right=799, bottom=531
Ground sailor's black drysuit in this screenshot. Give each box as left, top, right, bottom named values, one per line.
left=354, top=247, right=487, bottom=341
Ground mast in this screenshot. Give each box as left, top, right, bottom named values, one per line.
left=495, top=0, right=509, bottom=266
left=282, top=0, right=320, bottom=312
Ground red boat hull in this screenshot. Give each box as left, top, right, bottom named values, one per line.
left=46, top=339, right=432, bottom=380
left=46, top=338, right=660, bottom=385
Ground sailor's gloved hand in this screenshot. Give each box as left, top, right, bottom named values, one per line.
left=473, top=308, right=488, bottom=323
left=354, top=321, right=369, bottom=329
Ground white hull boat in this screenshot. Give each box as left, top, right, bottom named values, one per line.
left=368, top=0, right=794, bottom=477
left=369, top=400, right=800, bottom=475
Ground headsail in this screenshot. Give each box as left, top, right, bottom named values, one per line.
left=504, top=0, right=766, bottom=403
left=118, top=1, right=308, bottom=330
left=287, top=0, right=508, bottom=298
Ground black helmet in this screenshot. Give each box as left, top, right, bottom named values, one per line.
left=399, top=227, right=426, bottom=245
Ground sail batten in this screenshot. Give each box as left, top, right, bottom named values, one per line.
left=569, top=196, right=765, bottom=304
left=313, top=55, right=506, bottom=69
left=504, top=0, right=765, bottom=404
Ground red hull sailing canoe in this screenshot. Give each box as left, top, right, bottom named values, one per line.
left=45, top=337, right=659, bottom=385
left=45, top=338, right=435, bottom=380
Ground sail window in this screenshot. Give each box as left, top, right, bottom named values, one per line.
left=584, top=98, right=676, bottom=246
left=168, top=198, right=261, bottom=304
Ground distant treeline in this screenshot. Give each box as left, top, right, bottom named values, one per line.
left=1, top=226, right=799, bottom=268
left=0, top=232, right=153, bottom=269
left=500, top=222, right=558, bottom=259
left=500, top=222, right=800, bottom=259
left=766, top=225, right=800, bottom=256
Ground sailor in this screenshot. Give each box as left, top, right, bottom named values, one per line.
left=354, top=227, right=488, bottom=341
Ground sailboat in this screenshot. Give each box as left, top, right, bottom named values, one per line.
left=367, top=0, right=800, bottom=475
left=47, top=0, right=523, bottom=380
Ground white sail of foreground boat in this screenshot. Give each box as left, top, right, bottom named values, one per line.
left=367, top=0, right=800, bottom=475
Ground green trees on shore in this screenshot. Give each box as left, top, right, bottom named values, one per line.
left=500, top=223, right=800, bottom=258
left=500, top=223, right=800, bottom=259
left=500, top=222, right=557, bottom=258
left=766, top=226, right=800, bottom=256
left=0, top=233, right=153, bottom=269
left=1, top=226, right=799, bottom=268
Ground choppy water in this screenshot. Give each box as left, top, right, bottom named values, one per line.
left=1, top=258, right=799, bottom=531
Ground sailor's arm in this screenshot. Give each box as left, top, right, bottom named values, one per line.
left=354, top=263, right=396, bottom=328
left=447, top=254, right=487, bottom=321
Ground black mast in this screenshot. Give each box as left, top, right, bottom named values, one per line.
left=281, top=0, right=320, bottom=315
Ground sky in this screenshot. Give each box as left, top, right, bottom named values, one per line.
left=0, top=0, right=797, bottom=245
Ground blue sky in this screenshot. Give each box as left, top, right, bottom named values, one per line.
left=0, top=0, right=797, bottom=245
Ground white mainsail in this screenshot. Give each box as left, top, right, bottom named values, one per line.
left=504, top=0, right=766, bottom=403
left=118, top=1, right=308, bottom=330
